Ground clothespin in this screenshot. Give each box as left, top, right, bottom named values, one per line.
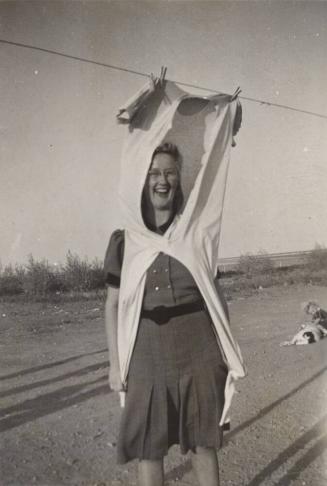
left=231, top=86, right=242, bottom=101
left=159, top=66, right=167, bottom=86
left=149, top=66, right=167, bottom=89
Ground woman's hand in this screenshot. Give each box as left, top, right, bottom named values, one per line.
left=109, top=366, right=123, bottom=392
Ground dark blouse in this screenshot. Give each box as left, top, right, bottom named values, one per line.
left=104, top=225, right=222, bottom=311
left=104, top=229, right=204, bottom=310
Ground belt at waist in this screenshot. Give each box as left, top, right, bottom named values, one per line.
left=141, top=301, right=205, bottom=324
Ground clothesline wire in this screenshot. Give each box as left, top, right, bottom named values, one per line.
left=1, top=38, right=327, bottom=120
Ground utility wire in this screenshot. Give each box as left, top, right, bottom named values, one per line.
left=1, top=38, right=327, bottom=120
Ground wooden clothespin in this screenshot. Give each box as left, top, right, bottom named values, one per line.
left=149, top=66, right=167, bottom=89
left=231, top=86, right=242, bottom=101
left=159, top=66, right=167, bottom=86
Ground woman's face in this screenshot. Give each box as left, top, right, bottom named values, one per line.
left=144, top=152, right=180, bottom=212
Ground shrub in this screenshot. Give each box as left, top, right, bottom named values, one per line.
left=0, top=264, right=24, bottom=296
left=87, top=258, right=106, bottom=291
left=23, top=255, right=59, bottom=295
left=63, top=251, right=105, bottom=292
left=236, top=251, right=274, bottom=276
left=306, top=244, right=327, bottom=271
left=0, top=253, right=106, bottom=297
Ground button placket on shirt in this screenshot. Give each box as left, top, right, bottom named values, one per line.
left=148, top=254, right=174, bottom=300
left=151, top=266, right=160, bottom=292
left=163, top=255, right=174, bottom=300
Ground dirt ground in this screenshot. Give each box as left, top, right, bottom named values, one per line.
left=0, top=284, right=326, bottom=486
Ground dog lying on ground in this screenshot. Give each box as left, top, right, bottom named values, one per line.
left=280, top=301, right=327, bottom=346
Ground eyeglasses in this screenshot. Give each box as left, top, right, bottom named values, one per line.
left=147, top=169, right=179, bottom=178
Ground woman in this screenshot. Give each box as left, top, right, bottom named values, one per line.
left=105, top=142, right=231, bottom=486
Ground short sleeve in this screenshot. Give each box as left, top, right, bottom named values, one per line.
left=103, top=229, right=125, bottom=287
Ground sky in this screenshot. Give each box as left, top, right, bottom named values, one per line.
left=1, top=0, right=327, bottom=265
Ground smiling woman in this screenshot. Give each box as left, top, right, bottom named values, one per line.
left=105, top=142, right=230, bottom=485
left=104, top=78, right=246, bottom=486
left=142, top=143, right=183, bottom=228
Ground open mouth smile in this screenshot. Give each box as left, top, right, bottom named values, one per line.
left=154, top=186, right=170, bottom=196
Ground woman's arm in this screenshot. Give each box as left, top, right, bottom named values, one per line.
left=105, top=286, right=123, bottom=391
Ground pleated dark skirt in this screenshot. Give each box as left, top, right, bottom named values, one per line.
left=117, top=307, right=228, bottom=464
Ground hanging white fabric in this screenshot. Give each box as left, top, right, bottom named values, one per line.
left=116, top=79, right=245, bottom=425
